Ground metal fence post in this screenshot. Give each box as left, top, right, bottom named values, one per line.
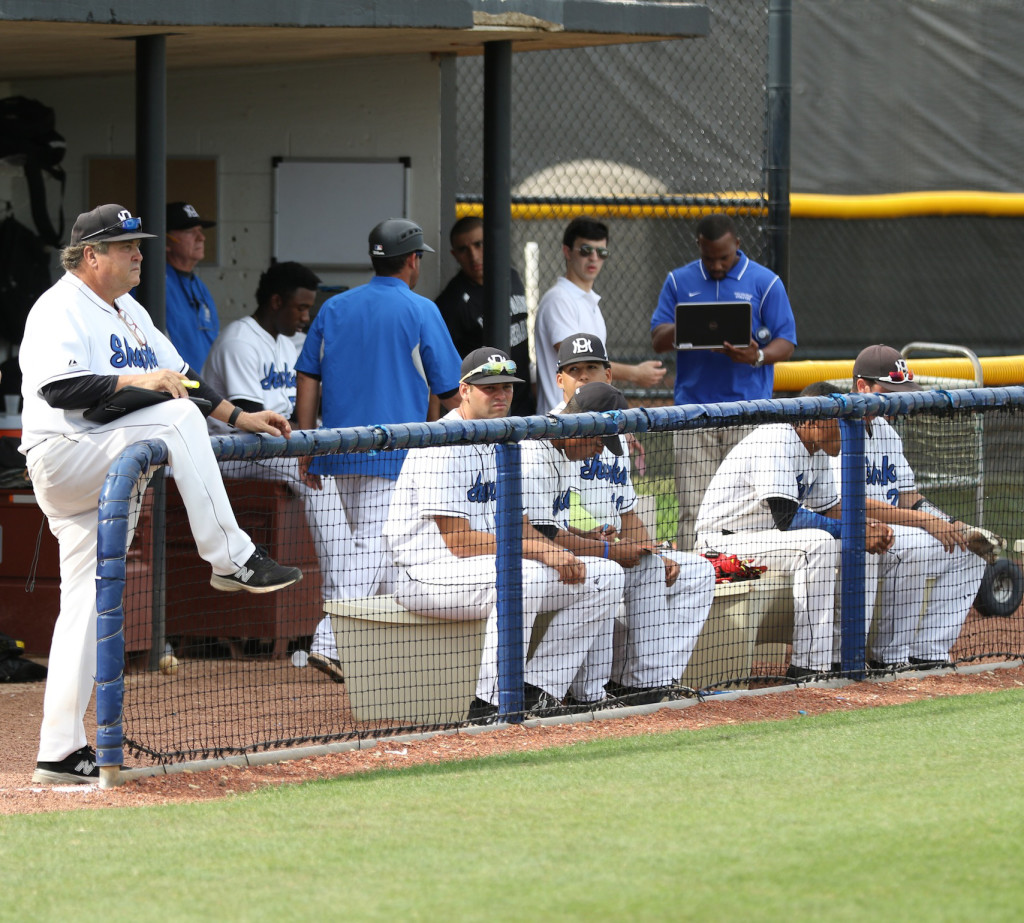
left=494, top=442, right=524, bottom=719
left=839, top=417, right=866, bottom=676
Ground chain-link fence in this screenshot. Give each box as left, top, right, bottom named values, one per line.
left=454, top=3, right=772, bottom=398
left=451, top=0, right=1024, bottom=377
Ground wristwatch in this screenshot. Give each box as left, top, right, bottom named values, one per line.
left=753, top=348, right=766, bottom=368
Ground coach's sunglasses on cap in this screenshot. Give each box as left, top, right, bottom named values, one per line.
left=80, top=216, right=144, bottom=241
left=576, top=244, right=610, bottom=260
left=460, top=359, right=518, bottom=382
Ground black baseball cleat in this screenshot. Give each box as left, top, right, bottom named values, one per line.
left=467, top=696, right=499, bottom=724
left=307, top=652, right=345, bottom=683
left=523, top=683, right=567, bottom=718
left=605, top=680, right=684, bottom=706
left=868, top=659, right=909, bottom=672
left=210, top=547, right=303, bottom=594
left=785, top=664, right=826, bottom=682
left=32, top=745, right=100, bottom=785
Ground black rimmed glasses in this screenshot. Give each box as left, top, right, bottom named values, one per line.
left=80, top=216, right=143, bottom=242
left=576, top=244, right=610, bottom=260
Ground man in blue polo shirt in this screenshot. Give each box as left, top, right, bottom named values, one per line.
left=294, top=218, right=461, bottom=619
left=164, top=201, right=219, bottom=370
left=650, top=213, right=797, bottom=549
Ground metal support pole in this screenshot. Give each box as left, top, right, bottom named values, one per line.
left=839, top=418, right=866, bottom=677
left=495, top=443, right=524, bottom=720
left=482, top=40, right=512, bottom=352
left=766, top=0, right=792, bottom=287
left=135, top=35, right=168, bottom=671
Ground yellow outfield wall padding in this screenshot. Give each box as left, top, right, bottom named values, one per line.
left=774, top=355, right=1024, bottom=393
left=457, top=191, right=1024, bottom=221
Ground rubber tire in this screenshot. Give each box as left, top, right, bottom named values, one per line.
left=973, top=558, right=1024, bottom=618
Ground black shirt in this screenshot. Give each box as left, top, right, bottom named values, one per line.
left=435, top=268, right=533, bottom=418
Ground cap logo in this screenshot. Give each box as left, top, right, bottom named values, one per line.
left=571, top=336, right=593, bottom=355
left=117, top=209, right=132, bottom=222
left=183, top=204, right=201, bottom=219
left=486, top=353, right=504, bottom=363
left=372, top=243, right=385, bottom=256
left=893, top=358, right=910, bottom=377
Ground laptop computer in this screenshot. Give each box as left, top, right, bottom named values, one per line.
left=673, top=301, right=752, bottom=349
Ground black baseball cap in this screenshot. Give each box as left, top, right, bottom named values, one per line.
left=561, top=381, right=628, bottom=456
left=557, top=332, right=611, bottom=371
left=853, top=344, right=922, bottom=392
left=167, top=202, right=216, bottom=231
left=70, top=204, right=157, bottom=244
left=460, top=347, right=525, bottom=385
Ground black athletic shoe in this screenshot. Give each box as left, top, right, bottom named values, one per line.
left=307, top=652, right=345, bottom=683
left=210, top=547, right=303, bottom=594
left=785, top=664, right=825, bottom=682
left=32, top=745, right=99, bottom=785
left=467, top=696, right=499, bottom=724
left=605, top=681, right=683, bottom=706
left=523, top=683, right=566, bottom=718
left=908, top=657, right=951, bottom=671
left=868, top=659, right=909, bottom=672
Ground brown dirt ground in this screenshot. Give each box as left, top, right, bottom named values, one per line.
left=3, top=660, right=1022, bottom=817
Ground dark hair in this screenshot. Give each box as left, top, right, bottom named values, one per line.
left=562, top=215, right=608, bottom=249
left=696, top=213, right=737, bottom=242
left=799, top=381, right=839, bottom=398
left=449, top=215, right=482, bottom=244
left=255, top=261, right=321, bottom=309
left=372, top=253, right=414, bottom=276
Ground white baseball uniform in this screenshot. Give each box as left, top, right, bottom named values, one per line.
left=522, top=437, right=715, bottom=696
left=835, top=417, right=985, bottom=662
left=383, top=410, right=623, bottom=705
left=20, top=272, right=258, bottom=762
left=203, top=317, right=347, bottom=661
left=695, top=423, right=840, bottom=671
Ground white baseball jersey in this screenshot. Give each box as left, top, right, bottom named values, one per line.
left=547, top=398, right=634, bottom=530
left=383, top=409, right=497, bottom=567
left=19, top=272, right=187, bottom=453
left=829, top=417, right=916, bottom=506
left=696, top=423, right=838, bottom=535
left=202, top=317, right=298, bottom=435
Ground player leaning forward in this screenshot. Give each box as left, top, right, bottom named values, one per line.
left=383, top=347, right=624, bottom=719
left=528, top=337, right=716, bottom=704
left=20, top=205, right=302, bottom=784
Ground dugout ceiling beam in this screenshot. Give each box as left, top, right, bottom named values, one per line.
left=0, top=2, right=710, bottom=81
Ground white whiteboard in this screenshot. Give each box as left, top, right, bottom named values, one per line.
left=272, top=158, right=408, bottom=268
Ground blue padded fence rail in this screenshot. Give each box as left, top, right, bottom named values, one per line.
left=92, top=387, right=1024, bottom=765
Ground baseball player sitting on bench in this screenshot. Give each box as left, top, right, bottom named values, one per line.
left=202, top=260, right=348, bottom=682
left=694, top=394, right=893, bottom=680
left=382, top=347, right=624, bottom=721
left=840, top=345, right=988, bottom=670
left=20, top=204, right=302, bottom=785
left=527, top=338, right=716, bottom=704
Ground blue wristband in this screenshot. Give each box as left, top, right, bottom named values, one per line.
left=789, top=506, right=842, bottom=539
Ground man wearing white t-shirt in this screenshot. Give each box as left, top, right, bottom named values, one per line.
left=383, top=347, right=623, bottom=720
left=203, top=261, right=347, bottom=681
left=534, top=216, right=665, bottom=412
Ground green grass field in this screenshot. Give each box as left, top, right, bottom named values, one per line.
left=5, top=691, right=1024, bottom=921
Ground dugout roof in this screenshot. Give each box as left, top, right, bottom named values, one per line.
left=0, top=1, right=710, bottom=80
